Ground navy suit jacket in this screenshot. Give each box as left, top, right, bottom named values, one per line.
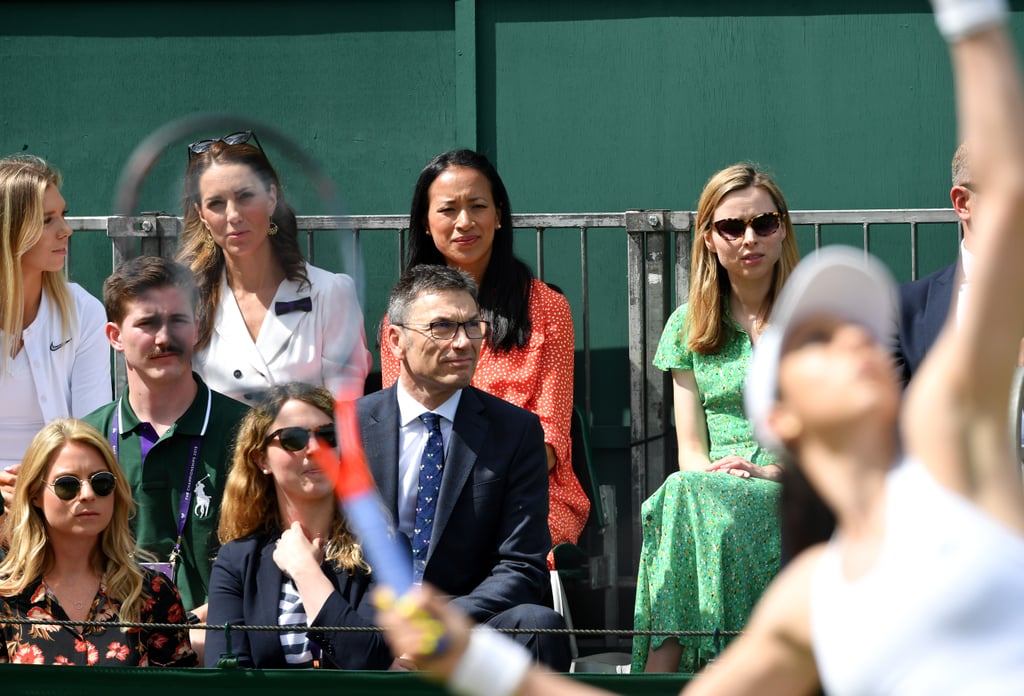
left=894, top=261, right=957, bottom=386
left=205, top=529, right=392, bottom=669
left=358, top=385, right=551, bottom=623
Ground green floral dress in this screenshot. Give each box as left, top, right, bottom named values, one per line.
left=632, top=303, right=781, bottom=673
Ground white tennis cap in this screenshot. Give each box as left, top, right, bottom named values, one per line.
left=744, top=245, right=898, bottom=452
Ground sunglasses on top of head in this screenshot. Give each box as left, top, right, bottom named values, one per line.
left=187, top=130, right=264, bottom=160
left=712, top=212, right=784, bottom=241
left=264, top=424, right=337, bottom=452
left=46, top=471, right=117, bottom=501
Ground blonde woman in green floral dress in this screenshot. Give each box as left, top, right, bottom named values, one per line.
left=634, top=163, right=800, bottom=673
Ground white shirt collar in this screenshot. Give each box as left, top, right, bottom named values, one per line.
left=959, top=237, right=974, bottom=282
left=395, top=381, right=462, bottom=427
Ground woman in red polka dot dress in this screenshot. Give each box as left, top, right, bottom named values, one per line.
left=380, top=149, right=589, bottom=565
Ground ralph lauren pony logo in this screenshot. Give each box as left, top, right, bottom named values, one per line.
left=274, top=297, right=312, bottom=315
left=193, top=476, right=212, bottom=519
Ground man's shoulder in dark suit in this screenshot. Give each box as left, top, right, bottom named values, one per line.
left=899, top=260, right=956, bottom=309
left=357, top=383, right=539, bottom=426
left=356, top=383, right=549, bottom=616
left=894, top=260, right=957, bottom=385
left=458, top=384, right=540, bottom=423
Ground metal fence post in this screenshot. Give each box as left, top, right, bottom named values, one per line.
left=625, top=209, right=673, bottom=575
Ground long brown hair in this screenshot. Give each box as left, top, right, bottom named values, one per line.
left=177, top=138, right=308, bottom=350
left=218, top=383, right=368, bottom=574
left=686, top=163, right=800, bottom=354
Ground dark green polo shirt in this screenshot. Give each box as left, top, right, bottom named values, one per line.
left=84, top=373, right=248, bottom=611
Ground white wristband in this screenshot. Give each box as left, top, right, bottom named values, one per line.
left=931, top=0, right=1008, bottom=41
left=449, top=627, right=532, bottom=696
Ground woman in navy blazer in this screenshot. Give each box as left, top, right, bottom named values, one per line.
left=205, top=383, right=392, bottom=669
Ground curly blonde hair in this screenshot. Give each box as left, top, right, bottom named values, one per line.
left=218, top=383, right=368, bottom=574
left=0, top=419, right=152, bottom=624
left=686, top=163, right=800, bottom=354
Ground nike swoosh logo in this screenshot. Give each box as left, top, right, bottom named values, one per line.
left=50, top=338, right=72, bottom=351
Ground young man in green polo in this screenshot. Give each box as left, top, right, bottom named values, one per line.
left=85, top=256, right=247, bottom=661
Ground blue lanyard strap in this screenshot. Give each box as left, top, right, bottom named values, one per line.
left=108, top=387, right=212, bottom=559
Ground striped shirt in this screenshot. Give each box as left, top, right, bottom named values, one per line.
left=277, top=578, right=317, bottom=667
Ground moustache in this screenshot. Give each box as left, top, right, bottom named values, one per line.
left=146, top=345, right=185, bottom=359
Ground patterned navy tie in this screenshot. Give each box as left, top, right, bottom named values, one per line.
left=411, top=413, right=444, bottom=572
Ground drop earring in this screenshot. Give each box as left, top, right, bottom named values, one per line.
left=268, top=222, right=279, bottom=236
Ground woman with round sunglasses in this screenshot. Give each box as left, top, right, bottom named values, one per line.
left=0, top=419, right=196, bottom=666
left=205, top=383, right=394, bottom=669
left=0, top=155, right=110, bottom=503
left=634, top=163, right=800, bottom=673
left=379, top=149, right=587, bottom=562
left=177, top=131, right=372, bottom=407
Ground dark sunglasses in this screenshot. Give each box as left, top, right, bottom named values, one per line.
left=712, top=212, right=784, bottom=241
left=187, top=130, right=263, bottom=159
left=264, top=424, right=337, bottom=452
left=394, top=319, right=491, bottom=341
left=46, top=471, right=117, bottom=501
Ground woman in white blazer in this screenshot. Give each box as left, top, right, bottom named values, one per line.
left=0, top=155, right=110, bottom=475
left=177, top=131, right=371, bottom=406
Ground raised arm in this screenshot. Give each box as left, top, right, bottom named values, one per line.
left=904, top=1, right=1024, bottom=532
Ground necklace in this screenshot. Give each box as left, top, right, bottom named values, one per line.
left=43, top=576, right=97, bottom=614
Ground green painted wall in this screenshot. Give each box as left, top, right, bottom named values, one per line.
left=3, top=1, right=1013, bottom=623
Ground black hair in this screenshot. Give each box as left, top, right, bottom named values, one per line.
left=405, top=149, right=533, bottom=352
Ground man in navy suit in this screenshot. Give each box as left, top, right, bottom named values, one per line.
left=359, top=264, right=570, bottom=671
left=894, top=143, right=976, bottom=385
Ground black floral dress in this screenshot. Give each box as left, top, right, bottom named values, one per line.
left=0, top=568, right=197, bottom=666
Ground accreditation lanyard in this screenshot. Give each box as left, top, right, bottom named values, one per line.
left=108, top=387, right=212, bottom=564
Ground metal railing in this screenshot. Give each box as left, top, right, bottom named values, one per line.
left=69, top=207, right=962, bottom=603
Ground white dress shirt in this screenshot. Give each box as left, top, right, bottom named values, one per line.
left=955, top=238, right=974, bottom=326
left=394, top=382, right=461, bottom=541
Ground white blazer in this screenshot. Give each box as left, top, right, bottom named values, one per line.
left=0, top=283, right=111, bottom=468
left=193, top=263, right=371, bottom=405
left=22, top=283, right=111, bottom=419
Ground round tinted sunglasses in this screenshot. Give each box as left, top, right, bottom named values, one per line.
left=46, top=471, right=117, bottom=501
left=264, top=424, right=337, bottom=452
left=712, top=212, right=784, bottom=241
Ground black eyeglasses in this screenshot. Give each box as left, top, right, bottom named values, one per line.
left=46, top=472, right=117, bottom=501
left=264, top=424, right=337, bottom=452
left=187, top=130, right=263, bottom=159
left=712, top=212, right=784, bottom=241
left=395, top=319, right=491, bottom=340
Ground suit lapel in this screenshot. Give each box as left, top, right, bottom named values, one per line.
left=429, top=388, right=486, bottom=560
left=924, top=262, right=957, bottom=335
left=214, top=274, right=274, bottom=380
left=254, top=538, right=286, bottom=664
left=361, top=388, right=401, bottom=522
